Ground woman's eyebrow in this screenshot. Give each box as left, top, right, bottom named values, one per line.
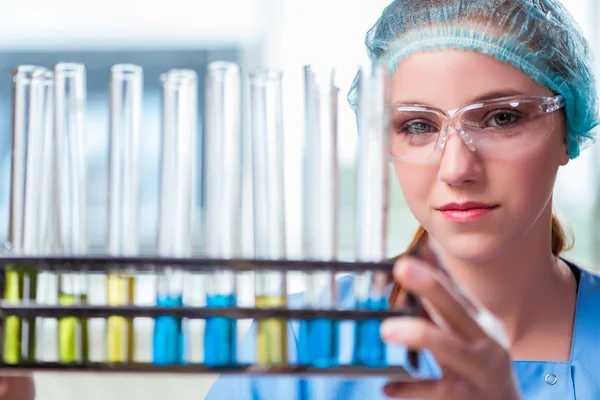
left=391, top=90, right=527, bottom=106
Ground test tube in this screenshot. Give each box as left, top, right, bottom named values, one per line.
left=54, top=63, right=89, bottom=363
left=352, top=63, right=390, bottom=367
left=202, top=62, right=241, bottom=366
left=106, top=64, right=142, bottom=363
left=3, top=65, right=49, bottom=364
left=249, top=69, right=288, bottom=366
left=297, top=66, right=339, bottom=368
left=153, top=69, right=198, bottom=366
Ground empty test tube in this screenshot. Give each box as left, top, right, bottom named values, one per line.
left=106, top=64, right=143, bottom=363
left=249, top=69, right=288, bottom=366
left=154, top=69, right=198, bottom=365
left=298, top=66, right=339, bottom=368
left=4, top=66, right=51, bottom=364
left=54, top=63, right=89, bottom=363
left=202, top=61, right=241, bottom=366
left=353, top=63, right=390, bottom=368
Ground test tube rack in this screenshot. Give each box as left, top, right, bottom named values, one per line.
left=0, top=256, right=422, bottom=380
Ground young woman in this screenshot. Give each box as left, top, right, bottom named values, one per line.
left=206, top=0, right=600, bottom=398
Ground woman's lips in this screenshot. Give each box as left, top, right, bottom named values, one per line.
left=436, top=203, right=499, bottom=222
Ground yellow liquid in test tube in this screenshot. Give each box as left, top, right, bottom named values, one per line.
left=3, top=267, right=38, bottom=365
left=255, top=295, right=288, bottom=365
left=58, top=293, right=89, bottom=363
left=106, top=273, right=135, bottom=363
left=3, top=268, right=21, bottom=365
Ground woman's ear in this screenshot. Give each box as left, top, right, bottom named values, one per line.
left=560, top=144, right=569, bottom=166
left=560, top=127, right=569, bottom=166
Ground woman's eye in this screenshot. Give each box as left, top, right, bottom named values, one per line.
left=401, top=121, right=436, bottom=135
left=486, top=111, right=521, bottom=127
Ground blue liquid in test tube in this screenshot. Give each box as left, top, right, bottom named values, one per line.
left=202, top=62, right=242, bottom=367
left=353, top=296, right=388, bottom=367
left=298, top=66, right=340, bottom=368
left=352, top=63, right=390, bottom=368
left=153, top=271, right=184, bottom=365
left=204, top=292, right=237, bottom=366
left=153, top=69, right=198, bottom=366
left=298, top=318, right=339, bottom=368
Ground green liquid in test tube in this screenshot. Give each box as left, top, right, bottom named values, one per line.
left=53, top=63, right=89, bottom=364
left=3, top=66, right=51, bottom=364
left=3, top=268, right=38, bottom=364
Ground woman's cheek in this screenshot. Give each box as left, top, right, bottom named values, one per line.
left=394, top=162, right=436, bottom=219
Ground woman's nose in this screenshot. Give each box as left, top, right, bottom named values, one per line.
left=437, top=129, right=483, bottom=186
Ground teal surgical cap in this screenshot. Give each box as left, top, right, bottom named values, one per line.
left=348, top=0, right=600, bottom=158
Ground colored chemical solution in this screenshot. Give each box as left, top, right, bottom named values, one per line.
left=153, top=295, right=184, bottom=365
left=255, top=295, right=287, bottom=366
left=106, top=273, right=135, bottom=363
left=3, top=267, right=38, bottom=365
left=58, top=293, right=89, bottom=363
left=297, top=318, right=339, bottom=368
left=204, top=294, right=236, bottom=366
left=353, top=297, right=387, bottom=367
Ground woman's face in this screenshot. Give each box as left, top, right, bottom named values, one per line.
left=390, top=49, right=569, bottom=262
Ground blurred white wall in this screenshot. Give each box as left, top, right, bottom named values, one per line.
left=0, top=0, right=260, bottom=49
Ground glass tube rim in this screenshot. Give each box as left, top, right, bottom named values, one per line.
left=54, top=62, right=86, bottom=78
left=110, top=63, right=143, bottom=81
left=11, top=65, right=47, bottom=83
left=249, top=68, right=283, bottom=84
left=31, top=68, right=53, bottom=86
left=207, top=61, right=240, bottom=78
left=160, top=68, right=198, bottom=88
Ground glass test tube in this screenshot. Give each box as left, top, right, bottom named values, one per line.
left=353, top=63, right=390, bottom=367
left=202, top=62, right=241, bottom=366
left=154, top=69, right=198, bottom=366
left=3, top=66, right=49, bottom=364
left=54, top=63, right=89, bottom=363
left=298, top=66, right=339, bottom=368
left=250, top=69, right=288, bottom=366
left=106, top=64, right=142, bottom=363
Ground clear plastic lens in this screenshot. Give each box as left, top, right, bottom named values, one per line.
left=389, top=96, right=562, bottom=162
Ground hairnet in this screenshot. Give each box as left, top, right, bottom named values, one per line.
left=348, top=0, right=599, bottom=158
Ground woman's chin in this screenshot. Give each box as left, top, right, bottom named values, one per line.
left=433, top=231, right=511, bottom=264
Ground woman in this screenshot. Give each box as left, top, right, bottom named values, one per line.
left=206, top=0, right=600, bottom=398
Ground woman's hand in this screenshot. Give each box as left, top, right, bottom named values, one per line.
left=0, top=375, right=35, bottom=400
left=380, top=255, right=522, bottom=400
left=0, top=328, right=35, bottom=400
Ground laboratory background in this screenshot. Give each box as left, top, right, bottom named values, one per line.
left=0, top=0, right=599, bottom=399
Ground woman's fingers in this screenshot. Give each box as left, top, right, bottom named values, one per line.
left=381, top=317, right=487, bottom=379
left=394, top=257, right=487, bottom=341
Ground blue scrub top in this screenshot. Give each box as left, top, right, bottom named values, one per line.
left=205, top=266, right=600, bottom=399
